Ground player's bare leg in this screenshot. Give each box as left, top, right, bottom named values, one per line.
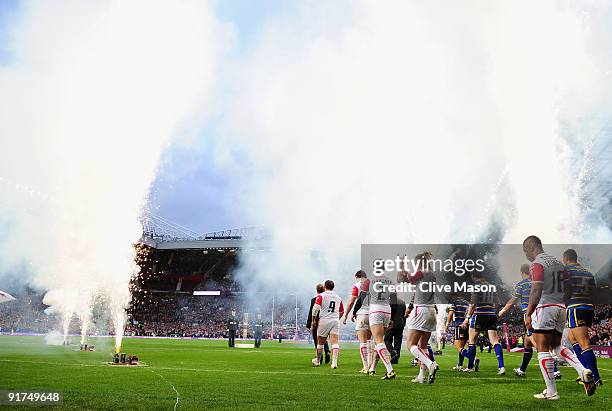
left=313, top=335, right=327, bottom=366
left=329, top=333, right=340, bottom=369
left=371, top=323, right=395, bottom=379
left=552, top=332, right=595, bottom=395
left=569, top=327, right=601, bottom=386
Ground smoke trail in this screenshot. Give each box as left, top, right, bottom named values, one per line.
left=0, top=0, right=228, bottom=348
left=215, top=0, right=612, bottom=298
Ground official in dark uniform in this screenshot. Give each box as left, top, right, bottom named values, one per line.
left=254, top=314, right=264, bottom=348
left=306, top=283, right=330, bottom=363
left=385, top=297, right=406, bottom=364
left=228, top=311, right=238, bottom=348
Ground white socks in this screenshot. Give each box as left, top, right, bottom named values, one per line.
left=538, top=351, right=557, bottom=395
left=359, top=342, right=369, bottom=370
left=410, top=345, right=432, bottom=368
left=316, top=344, right=324, bottom=365
left=332, top=344, right=340, bottom=366
left=375, top=343, right=394, bottom=373
left=553, top=345, right=586, bottom=376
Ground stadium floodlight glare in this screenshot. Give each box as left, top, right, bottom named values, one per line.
left=193, top=290, right=221, bottom=296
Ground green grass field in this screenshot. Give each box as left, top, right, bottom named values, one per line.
left=0, top=335, right=609, bottom=410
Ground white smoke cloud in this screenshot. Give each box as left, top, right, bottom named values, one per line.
left=214, top=0, right=612, bottom=296
left=0, top=0, right=230, bottom=347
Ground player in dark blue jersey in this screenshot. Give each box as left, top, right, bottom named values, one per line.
left=562, top=249, right=601, bottom=386
left=462, top=272, right=505, bottom=375
left=499, top=264, right=536, bottom=377
left=444, top=298, right=470, bottom=370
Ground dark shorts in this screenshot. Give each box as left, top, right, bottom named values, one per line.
left=469, top=314, right=497, bottom=332
left=454, top=324, right=468, bottom=340
left=566, top=307, right=594, bottom=328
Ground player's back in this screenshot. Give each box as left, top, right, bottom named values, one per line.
left=566, top=263, right=595, bottom=309
left=412, top=270, right=435, bottom=305
left=451, top=300, right=469, bottom=323
left=368, top=275, right=392, bottom=313
left=472, top=278, right=497, bottom=315
left=531, top=252, right=566, bottom=305
left=317, top=290, right=343, bottom=320
left=514, top=278, right=531, bottom=313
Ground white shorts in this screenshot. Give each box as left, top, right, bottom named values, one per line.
left=407, top=305, right=437, bottom=333
left=532, top=304, right=565, bottom=334
left=317, top=319, right=339, bottom=337
left=369, top=311, right=391, bottom=328
left=355, top=314, right=370, bottom=331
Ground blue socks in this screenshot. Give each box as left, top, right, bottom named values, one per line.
left=427, top=345, right=435, bottom=362
left=493, top=343, right=504, bottom=368
left=467, top=344, right=476, bottom=369
left=520, top=347, right=533, bottom=372
left=578, top=346, right=601, bottom=383
left=458, top=348, right=467, bottom=367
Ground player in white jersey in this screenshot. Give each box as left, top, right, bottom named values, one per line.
left=403, top=251, right=439, bottom=384
left=354, top=269, right=396, bottom=379
left=342, top=270, right=372, bottom=373
left=522, top=236, right=595, bottom=400
left=311, top=279, right=344, bottom=369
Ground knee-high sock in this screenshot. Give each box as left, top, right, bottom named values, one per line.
left=369, top=350, right=379, bottom=372
left=375, top=343, right=393, bottom=373
left=410, top=345, right=433, bottom=368
left=457, top=349, right=465, bottom=367
left=493, top=343, right=504, bottom=368
left=467, top=344, right=476, bottom=369
left=316, top=344, right=324, bottom=364
left=579, top=347, right=600, bottom=383
left=417, top=362, right=426, bottom=380
left=331, top=343, right=339, bottom=364
left=572, top=342, right=584, bottom=364
left=427, top=345, right=435, bottom=362
left=538, top=352, right=557, bottom=396
left=369, top=339, right=374, bottom=365
left=359, top=342, right=369, bottom=369
left=554, top=345, right=585, bottom=376
left=520, top=347, right=533, bottom=372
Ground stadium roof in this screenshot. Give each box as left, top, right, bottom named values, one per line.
left=139, top=210, right=269, bottom=250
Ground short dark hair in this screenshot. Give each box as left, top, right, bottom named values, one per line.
left=324, top=279, right=335, bottom=290
left=563, top=249, right=578, bottom=262
left=355, top=270, right=366, bottom=278
left=315, top=283, right=324, bottom=294
left=523, top=235, right=542, bottom=249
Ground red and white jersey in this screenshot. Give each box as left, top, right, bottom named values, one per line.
left=315, top=290, right=344, bottom=320
left=530, top=252, right=568, bottom=306
left=365, top=275, right=392, bottom=314
left=351, top=280, right=369, bottom=315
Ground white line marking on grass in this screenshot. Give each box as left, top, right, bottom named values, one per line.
left=5, top=358, right=605, bottom=381
left=149, top=369, right=180, bottom=411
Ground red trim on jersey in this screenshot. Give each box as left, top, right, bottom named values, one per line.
left=362, top=279, right=370, bottom=291
left=314, top=295, right=322, bottom=305
left=408, top=271, right=424, bottom=283
left=351, top=285, right=359, bottom=297
left=339, top=301, right=344, bottom=316
left=530, top=263, right=544, bottom=282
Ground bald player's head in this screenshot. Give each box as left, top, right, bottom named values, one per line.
left=522, top=235, right=543, bottom=262
left=520, top=263, right=530, bottom=279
